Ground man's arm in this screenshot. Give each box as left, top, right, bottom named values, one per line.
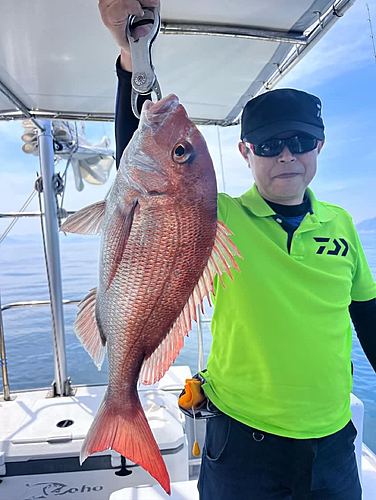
left=115, top=58, right=150, bottom=168
left=349, top=298, right=376, bottom=373
left=98, top=0, right=159, bottom=167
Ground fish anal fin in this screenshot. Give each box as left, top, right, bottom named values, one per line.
left=139, top=312, right=187, bottom=386
left=74, top=288, right=106, bottom=370
left=139, top=220, right=241, bottom=386
left=80, top=392, right=171, bottom=495
left=60, top=200, right=106, bottom=235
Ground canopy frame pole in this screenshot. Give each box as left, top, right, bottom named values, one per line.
left=216, top=127, right=226, bottom=193
left=38, top=121, right=70, bottom=397
left=0, top=80, right=44, bottom=130
left=0, top=0, right=356, bottom=125
left=197, top=308, right=205, bottom=373
left=161, top=23, right=307, bottom=45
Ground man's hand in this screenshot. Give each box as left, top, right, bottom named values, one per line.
left=99, top=0, right=160, bottom=53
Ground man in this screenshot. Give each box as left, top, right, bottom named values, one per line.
left=99, top=1, right=376, bottom=498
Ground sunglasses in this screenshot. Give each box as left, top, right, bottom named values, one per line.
left=246, top=135, right=318, bottom=158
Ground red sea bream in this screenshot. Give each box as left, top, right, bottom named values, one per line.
left=60, top=94, right=241, bottom=495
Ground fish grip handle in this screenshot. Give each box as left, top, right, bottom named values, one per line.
left=126, top=6, right=162, bottom=118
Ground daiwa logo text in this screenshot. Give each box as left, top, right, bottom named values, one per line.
left=314, top=237, right=349, bottom=256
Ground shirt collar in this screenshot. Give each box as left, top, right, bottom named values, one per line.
left=238, top=184, right=337, bottom=223
left=307, top=188, right=337, bottom=222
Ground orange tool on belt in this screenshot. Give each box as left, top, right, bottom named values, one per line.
left=179, top=378, right=206, bottom=411
left=178, top=379, right=206, bottom=456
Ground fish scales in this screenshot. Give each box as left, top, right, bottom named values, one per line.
left=60, top=94, right=241, bottom=495
left=99, top=181, right=215, bottom=364
left=102, top=208, right=213, bottom=331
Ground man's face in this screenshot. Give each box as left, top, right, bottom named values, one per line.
left=238, top=131, right=324, bottom=205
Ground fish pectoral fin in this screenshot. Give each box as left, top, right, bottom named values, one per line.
left=74, top=288, right=106, bottom=370
left=139, top=219, right=242, bottom=386
left=60, top=200, right=106, bottom=235
left=106, top=200, right=138, bottom=290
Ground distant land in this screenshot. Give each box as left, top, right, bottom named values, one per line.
left=356, top=217, right=376, bottom=233
left=1, top=233, right=100, bottom=245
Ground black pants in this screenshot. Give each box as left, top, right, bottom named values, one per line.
left=198, top=414, right=361, bottom=500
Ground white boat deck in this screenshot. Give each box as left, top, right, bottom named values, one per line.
left=0, top=367, right=191, bottom=500
left=362, top=445, right=376, bottom=499
left=111, top=480, right=199, bottom=499
left=1, top=368, right=376, bottom=500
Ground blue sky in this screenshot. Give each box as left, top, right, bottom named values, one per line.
left=0, top=0, right=375, bottom=237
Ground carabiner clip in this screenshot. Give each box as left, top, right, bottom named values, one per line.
left=126, top=6, right=162, bottom=118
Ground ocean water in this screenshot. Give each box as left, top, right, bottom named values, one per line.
left=1, top=232, right=376, bottom=453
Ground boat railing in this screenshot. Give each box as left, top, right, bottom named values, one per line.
left=0, top=295, right=211, bottom=402
left=0, top=298, right=80, bottom=401
left=0, top=119, right=211, bottom=402
left=0, top=121, right=78, bottom=399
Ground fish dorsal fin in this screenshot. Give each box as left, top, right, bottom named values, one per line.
left=60, top=200, right=106, bottom=235
left=139, top=220, right=242, bottom=386
left=74, top=287, right=106, bottom=370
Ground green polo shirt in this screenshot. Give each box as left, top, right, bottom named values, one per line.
left=202, top=184, right=376, bottom=439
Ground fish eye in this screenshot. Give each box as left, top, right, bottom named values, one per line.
left=172, top=141, right=193, bottom=164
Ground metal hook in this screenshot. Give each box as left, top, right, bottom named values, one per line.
left=127, top=7, right=162, bottom=118
left=313, top=11, right=324, bottom=30
left=332, top=6, right=343, bottom=18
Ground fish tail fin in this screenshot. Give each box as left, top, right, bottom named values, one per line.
left=80, top=392, right=171, bottom=495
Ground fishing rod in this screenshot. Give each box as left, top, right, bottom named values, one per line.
left=366, top=3, right=376, bottom=67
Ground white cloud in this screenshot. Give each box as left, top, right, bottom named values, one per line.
left=1, top=0, right=375, bottom=235
left=311, top=177, right=350, bottom=194
left=277, top=1, right=375, bottom=89
left=0, top=120, right=24, bottom=142
left=0, top=117, right=117, bottom=238
left=201, top=124, right=255, bottom=195
left=61, top=165, right=116, bottom=211
left=0, top=170, right=39, bottom=210
left=0, top=170, right=41, bottom=237
left=0, top=158, right=116, bottom=237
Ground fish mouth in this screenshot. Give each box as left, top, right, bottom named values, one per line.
left=141, top=94, right=180, bottom=125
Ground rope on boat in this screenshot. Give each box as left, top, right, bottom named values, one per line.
left=0, top=165, right=66, bottom=245
left=59, top=122, right=79, bottom=214
left=0, top=190, right=37, bottom=244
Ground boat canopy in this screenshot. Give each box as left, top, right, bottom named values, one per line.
left=0, top=0, right=355, bottom=125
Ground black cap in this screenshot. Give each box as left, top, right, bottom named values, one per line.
left=240, top=88, right=325, bottom=144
